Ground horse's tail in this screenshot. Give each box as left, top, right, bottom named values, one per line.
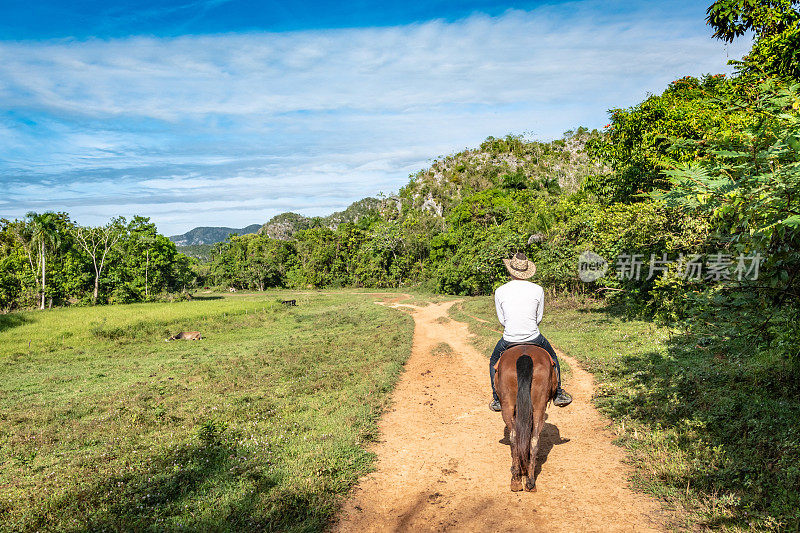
left=514, top=354, right=534, bottom=470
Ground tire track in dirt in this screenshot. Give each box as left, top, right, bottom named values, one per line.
left=335, top=298, right=667, bottom=532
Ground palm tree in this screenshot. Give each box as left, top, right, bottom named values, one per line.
left=27, top=212, right=61, bottom=310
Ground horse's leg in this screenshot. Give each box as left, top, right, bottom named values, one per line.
left=502, top=403, right=523, bottom=492
left=525, top=403, right=547, bottom=492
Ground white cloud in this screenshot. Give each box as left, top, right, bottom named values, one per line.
left=0, top=2, right=752, bottom=234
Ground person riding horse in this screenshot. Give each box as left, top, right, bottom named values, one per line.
left=489, top=252, right=572, bottom=411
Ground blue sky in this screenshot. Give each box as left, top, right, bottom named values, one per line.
left=0, top=0, right=750, bottom=235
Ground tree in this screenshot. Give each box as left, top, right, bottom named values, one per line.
left=707, top=0, right=800, bottom=80
left=0, top=220, right=24, bottom=310
left=585, top=74, right=747, bottom=203
left=142, top=235, right=155, bottom=297
left=74, top=218, right=125, bottom=304
left=8, top=219, right=37, bottom=306
left=103, top=217, right=186, bottom=302
left=27, top=212, right=62, bottom=310
left=652, top=79, right=800, bottom=360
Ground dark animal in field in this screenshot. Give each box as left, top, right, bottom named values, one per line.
left=281, top=299, right=297, bottom=306
left=494, top=344, right=558, bottom=492
left=165, top=331, right=202, bottom=342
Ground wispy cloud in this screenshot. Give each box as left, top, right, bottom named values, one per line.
left=0, top=3, right=750, bottom=234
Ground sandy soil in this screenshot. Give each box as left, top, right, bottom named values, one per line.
left=334, top=298, right=667, bottom=532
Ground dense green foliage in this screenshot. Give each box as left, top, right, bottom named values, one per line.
left=0, top=214, right=194, bottom=310
left=177, top=244, right=214, bottom=262
left=654, top=79, right=800, bottom=367
left=707, top=0, right=800, bottom=79
left=584, top=73, right=749, bottom=202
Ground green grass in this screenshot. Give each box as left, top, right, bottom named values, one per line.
left=450, top=295, right=800, bottom=532
left=0, top=291, right=413, bottom=532
left=5, top=290, right=796, bottom=531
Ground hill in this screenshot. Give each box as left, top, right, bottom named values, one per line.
left=254, top=131, right=604, bottom=242
left=396, top=128, right=606, bottom=215
left=170, top=130, right=603, bottom=256
left=258, top=198, right=381, bottom=240
left=176, top=244, right=213, bottom=261
left=169, top=224, right=262, bottom=246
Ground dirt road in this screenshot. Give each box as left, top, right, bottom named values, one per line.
left=335, top=299, right=666, bottom=532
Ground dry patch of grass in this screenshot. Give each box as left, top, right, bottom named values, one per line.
left=430, top=342, right=454, bottom=358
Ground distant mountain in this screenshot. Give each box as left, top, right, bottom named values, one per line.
left=258, top=198, right=381, bottom=240
left=173, top=132, right=605, bottom=257
left=169, top=224, right=262, bottom=246
left=176, top=244, right=213, bottom=261
left=257, top=212, right=313, bottom=241
left=169, top=132, right=600, bottom=248
left=169, top=198, right=381, bottom=247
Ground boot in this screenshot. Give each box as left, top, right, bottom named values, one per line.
left=554, top=388, right=572, bottom=407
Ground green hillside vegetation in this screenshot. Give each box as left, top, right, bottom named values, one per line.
left=257, top=198, right=382, bottom=241
left=323, top=197, right=382, bottom=228
left=257, top=212, right=314, bottom=241
left=397, top=127, right=606, bottom=215
left=177, top=244, right=214, bottom=262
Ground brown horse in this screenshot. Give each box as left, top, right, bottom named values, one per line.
left=495, top=344, right=558, bottom=492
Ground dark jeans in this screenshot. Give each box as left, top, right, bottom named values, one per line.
left=489, top=334, right=561, bottom=402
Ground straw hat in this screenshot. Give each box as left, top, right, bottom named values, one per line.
left=503, top=252, right=536, bottom=279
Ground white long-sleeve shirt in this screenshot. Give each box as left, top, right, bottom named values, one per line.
left=494, top=279, right=544, bottom=342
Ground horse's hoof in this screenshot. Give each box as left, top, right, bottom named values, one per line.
left=524, top=482, right=537, bottom=492
left=510, top=480, right=523, bottom=492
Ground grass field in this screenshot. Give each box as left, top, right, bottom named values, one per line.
left=4, top=291, right=796, bottom=531
left=450, top=295, right=799, bottom=531
left=0, top=291, right=413, bottom=532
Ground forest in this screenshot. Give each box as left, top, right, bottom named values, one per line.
left=2, top=1, right=799, bottom=526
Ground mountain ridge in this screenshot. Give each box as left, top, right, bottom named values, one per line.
left=170, top=197, right=382, bottom=246
left=170, top=131, right=602, bottom=248
left=169, top=224, right=262, bottom=246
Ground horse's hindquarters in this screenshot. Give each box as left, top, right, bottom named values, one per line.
left=495, top=345, right=555, bottom=491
